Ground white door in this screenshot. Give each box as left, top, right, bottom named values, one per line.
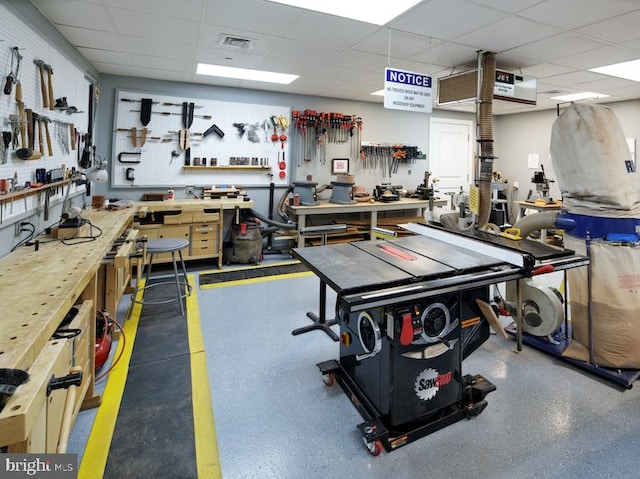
left=428, top=118, right=473, bottom=195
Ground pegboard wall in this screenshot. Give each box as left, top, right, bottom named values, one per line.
left=0, top=3, right=90, bottom=222
left=112, top=89, right=291, bottom=188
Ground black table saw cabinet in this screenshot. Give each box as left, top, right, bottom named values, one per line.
left=339, top=286, right=489, bottom=427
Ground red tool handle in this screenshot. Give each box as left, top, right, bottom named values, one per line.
left=532, top=264, right=554, bottom=276
left=400, top=313, right=414, bottom=346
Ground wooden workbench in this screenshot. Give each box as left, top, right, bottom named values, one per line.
left=0, top=206, right=135, bottom=452
left=285, top=198, right=435, bottom=248
left=135, top=197, right=254, bottom=268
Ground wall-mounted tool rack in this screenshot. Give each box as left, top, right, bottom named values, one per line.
left=112, top=89, right=290, bottom=188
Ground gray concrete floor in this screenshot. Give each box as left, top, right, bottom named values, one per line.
left=70, top=257, right=640, bottom=478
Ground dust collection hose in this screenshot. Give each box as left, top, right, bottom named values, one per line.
left=512, top=211, right=560, bottom=239
left=439, top=51, right=496, bottom=232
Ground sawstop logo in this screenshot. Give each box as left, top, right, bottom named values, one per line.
left=414, top=368, right=452, bottom=401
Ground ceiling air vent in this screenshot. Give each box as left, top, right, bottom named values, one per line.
left=218, top=34, right=254, bottom=50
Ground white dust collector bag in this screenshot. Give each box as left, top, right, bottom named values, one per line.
left=550, top=103, right=640, bottom=212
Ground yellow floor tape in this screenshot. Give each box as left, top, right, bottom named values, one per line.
left=79, top=275, right=221, bottom=478
left=200, top=260, right=314, bottom=290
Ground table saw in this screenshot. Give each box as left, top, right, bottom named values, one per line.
left=293, top=222, right=588, bottom=455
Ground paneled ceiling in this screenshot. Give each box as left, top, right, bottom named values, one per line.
left=29, top=0, right=640, bottom=114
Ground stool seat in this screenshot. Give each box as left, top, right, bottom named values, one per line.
left=147, top=238, right=189, bottom=253
left=129, top=237, right=192, bottom=317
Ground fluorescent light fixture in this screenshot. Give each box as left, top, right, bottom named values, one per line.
left=265, top=0, right=422, bottom=25
left=196, top=63, right=299, bottom=84
left=590, top=59, right=640, bottom=82
left=550, top=92, right=610, bottom=102
left=370, top=89, right=385, bottom=96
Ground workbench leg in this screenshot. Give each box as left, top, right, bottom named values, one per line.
left=370, top=211, right=378, bottom=240
left=291, top=280, right=339, bottom=341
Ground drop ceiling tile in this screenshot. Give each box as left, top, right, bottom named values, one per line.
left=106, top=8, right=199, bottom=44
left=389, top=0, right=507, bottom=41
left=129, top=54, right=193, bottom=73
left=519, top=0, right=640, bottom=30
left=56, top=24, right=123, bottom=50
left=555, top=46, right=640, bottom=70
left=352, top=29, right=438, bottom=59
left=519, top=63, right=574, bottom=79
left=30, top=0, right=113, bottom=31
left=120, top=36, right=194, bottom=60
left=133, top=68, right=194, bottom=83
left=505, top=33, right=610, bottom=62
left=543, top=70, right=606, bottom=87
left=203, top=0, right=303, bottom=36
left=76, top=46, right=130, bottom=65
left=456, top=16, right=561, bottom=52
left=466, top=0, right=546, bottom=13
left=411, top=42, right=478, bottom=69
left=92, top=61, right=141, bottom=76
left=577, top=10, right=640, bottom=44
left=331, top=50, right=390, bottom=73
left=577, top=76, right=639, bottom=90
left=266, top=38, right=343, bottom=63
left=97, top=0, right=205, bottom=22
left=283, top=11, right=379, bottom=48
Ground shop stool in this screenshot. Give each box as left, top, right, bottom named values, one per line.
left=131, top=238, right=192, bottom=316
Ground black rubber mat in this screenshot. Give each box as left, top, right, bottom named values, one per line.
left=200, top=262, right=309, bottom=285
left=104, top=281, right=196, bottom=479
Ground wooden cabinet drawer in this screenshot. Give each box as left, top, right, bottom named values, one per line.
left=191, top=209, right=220, bottom=223
left=190, top=243, right=216, bottom=256
left=163, top=210, right=192, bottom=224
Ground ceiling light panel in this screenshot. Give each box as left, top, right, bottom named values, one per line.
left=590, top=59, right=640, bottom=82
left=196, top=63, right=299, bottom=84
left=551, top=91, right=610, bottom=101
left=265, top=0, right=422, bottom=25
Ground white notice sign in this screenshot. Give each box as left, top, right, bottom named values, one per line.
left=384, top=67, right=432, bottom=113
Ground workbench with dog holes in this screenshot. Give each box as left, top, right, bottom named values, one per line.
left=0, top=206, right=136, bottom=453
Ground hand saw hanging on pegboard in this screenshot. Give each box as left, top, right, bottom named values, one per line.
left=180, top=101, right=194, bottom=166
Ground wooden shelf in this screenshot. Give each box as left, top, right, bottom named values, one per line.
left=182, top=165, right=271, bottom=171
left=0, top=178, right=71, bottom=203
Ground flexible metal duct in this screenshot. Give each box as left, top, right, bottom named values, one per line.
left=438, top=52, right=496, bottom=231
left=477, top=51, right=496, bottom=228
left=512, top=211, right=559, bottom=239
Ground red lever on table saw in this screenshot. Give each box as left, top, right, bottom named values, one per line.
left=400, top=313, right=414, bottom=346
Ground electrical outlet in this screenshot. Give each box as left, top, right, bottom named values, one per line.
left=513, top=181, right=519, bottom=188
left=14, top=222, right=22, bottom=237
left=185, top=185, right=196, bottom=196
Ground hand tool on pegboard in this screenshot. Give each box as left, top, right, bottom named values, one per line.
left=44, top=64, right=54, bottom=111
left=41, top=116, right=53, bottom=156
left=3, top=46, right=22, bottom=95
left=9, top=115, right=20, bottom=149
left=33, top=59, right=49, bottom=109
left=1, top=131, right=11, bottom=164
left=139, top=98, right=153, bottom=126
left=203, top=123, right=224, bottom=138
left=35, top=113, right=44, bottom=156
left=129, top=109, right=211, bottom=120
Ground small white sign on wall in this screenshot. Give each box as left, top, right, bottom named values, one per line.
left=528, top=153, right=539, bottom=169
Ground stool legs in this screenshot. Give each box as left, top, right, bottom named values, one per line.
left=170, top=251, right=184, bottom=316
left=129, top=249, right=192, bottom=318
